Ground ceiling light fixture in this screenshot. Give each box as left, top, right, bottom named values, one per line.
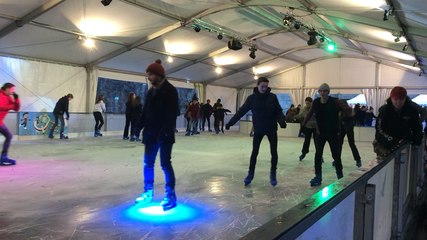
left=249, top=46, right=257, bottom=59
left=283, top=15, right=293, bottom=26
left=167, top=56, right=174, bottom=63
left=101, top=0, right=112, bottom=6
left=83, top=37, right=95, bottom=48
left=217, top=34, right=223, bottom=40
left=307, top=30, right=318, bottom=46
left=215, top=67, right=223, bottom=74
left=294, top=22, right=301, bottom=29
left=228, top=38, right=243, bottom=51
left=254, top=75, right=259, bottom=80
left=193, top=25, right=201, bottom=32
left=326, top=42, right=337, bottom=52
left=394, top=37, right=400, bottom=42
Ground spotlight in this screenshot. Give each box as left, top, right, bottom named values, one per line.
left=254, top=75, right=259, bottom=80
left=326, top=42, right=336, bottom=52
left=101, top=0, right=112, bottom=6
left=294, top=22, right=301, bottom=30
left=402, top=44, right=408, bottom=51
left=383, top=10, right=389, bottom=21
left=307, top=30, right=317, bottom=46
left=167, top=56, right=173, bottom=63
left=193, top=25, right=201, bottom=32
left=283, top=16, right=292, bottom=26
left=217, top=34, right=223, bottom=40
left=319, top=37, right=325, bottom=43
left=228, top=38, right=242, bottom=50
left=249, top=47, right=257, bottom=59
left=394, top=37, right=400, bottom=42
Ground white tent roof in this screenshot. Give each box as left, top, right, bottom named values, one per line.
left=0, top=0, right=426, bottom=88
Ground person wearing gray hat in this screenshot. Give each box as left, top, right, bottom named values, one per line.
left=303, top=83, right=343, bottom=187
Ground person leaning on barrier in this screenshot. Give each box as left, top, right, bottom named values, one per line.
left=374, top=86, right=423, bottom=158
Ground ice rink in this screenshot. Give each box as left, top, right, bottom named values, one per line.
left=0, top=132, right=376, bottom=239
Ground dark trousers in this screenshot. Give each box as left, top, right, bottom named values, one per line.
left=202, top=116, right=211, bottom=130
left=249, top=132, right=278, bottom=173
left=130, top=117, right=141, bottom=138
left=93, top=112, right=104, bottom=130
left=144, top=143, right=175, bottom=191
left=123, top=114, right=131, bottom=138
left=51, top=114, right=65, bottom=134
left=214, top=117, right=224, bottom=132
left=302, top=127, right=318, bottom=154
left=315, top=134, right=343, bottom=176
left=0, top=124, right=12, bottom=155
left=340, top=128, right=361, bottom=161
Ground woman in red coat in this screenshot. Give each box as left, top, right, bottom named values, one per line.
left=0, top=83, right=20, bottom=166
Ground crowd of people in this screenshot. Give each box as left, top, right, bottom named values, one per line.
left=0, top=59, right=424, bottom=212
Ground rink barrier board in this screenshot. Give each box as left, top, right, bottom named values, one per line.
left=242, top=141, right=426, bottom=240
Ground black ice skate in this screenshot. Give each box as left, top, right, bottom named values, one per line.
left=160, top=191, right=177, bottom=211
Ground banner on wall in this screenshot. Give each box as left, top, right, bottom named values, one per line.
left=18, top=112, right=65, bottom=136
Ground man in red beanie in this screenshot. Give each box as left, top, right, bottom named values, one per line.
left=0, top=83, right=20, bottom=166
left=374, top=86, right=422, bottom=156
left=135, top=60, right=180, bottom=211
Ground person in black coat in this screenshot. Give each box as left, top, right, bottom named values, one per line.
left=135, top=60, right=180, bottom=211
left=129, top=96, right=143, bottom=142
left=123, top=92, right=135, bottom=140
left=48, top=94, right=73, bottom=139
left=201, top=99, right=213, bottom=132
left=214, top=104, right=231, bottom=134
left=303, top=83, right=343, bottom=187
left=226, top=77, right=286, bottom=186
left=374, top=87, right=422, bottom=157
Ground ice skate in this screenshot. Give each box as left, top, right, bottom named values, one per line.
left=310, top=175, right=322, bottom=187
left=160, top=191, right=177, bottom=211
left=270, top=171, right=277, bottom=186
left=244, top=171, right=254, bottom=186
left=135, top=189, right=153, bottom=205
left=0, top=154, right=16, bottom=166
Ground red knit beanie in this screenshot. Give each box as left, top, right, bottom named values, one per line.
left=390, top=86, right=407, bottom=100
left=146, top=59, right=165, bottom=78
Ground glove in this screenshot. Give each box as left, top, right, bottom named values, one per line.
left=12, top=93, right=19, bottom=99
left=225, top=124, right=230, bottom=130
left=278, top=119, right=287, bottom=129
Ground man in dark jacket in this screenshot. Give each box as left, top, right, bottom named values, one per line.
left=135, top=60, right=180, bottom=211
left=374, top=86, right=422, bottom=156
left=226, top=77, right=286, bottom=186
left=303, top=83, right=343, bottom=187
left=201, top=99, right=213, bottom=132
left=48, top=93, right=73, bottom=139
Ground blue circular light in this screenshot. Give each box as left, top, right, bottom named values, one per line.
left=125, top=202, right=201, bottom=223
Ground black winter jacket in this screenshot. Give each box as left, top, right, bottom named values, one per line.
left=375, top=97, right=422, bottom=149
left=53, top=96, right=70, bottom=119
left=141, top=80, right=179, bottom=144
left=227, top=88, right=286, bottom=134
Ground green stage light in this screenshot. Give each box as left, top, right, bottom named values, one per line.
left=326, top=42, right=336, bottom=52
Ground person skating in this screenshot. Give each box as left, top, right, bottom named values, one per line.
left=338, top=100, right=362, bottom=168
left=374, top=86, right=422, bottom=157
left=303, top=83, right=343, bottom=187
left=93, top=95, right=106, bottom=137
left=135, top=60, right=180, bottom=211
left=185, top=97, right=200, bottom=136
left=123, top=93, right=135, bottom=140
left=295, top=97, right=318, bottom=161
left=201, top=99, right=213, bottom=132
left=214, top=104, right=231, bottom=134
left=48, top=94, right=73, bottom=139
left=226, top=77, right=286, bottom=186
left=130, top=96, right=143, bottom=142
left=0, top=83, right=20, bottom=166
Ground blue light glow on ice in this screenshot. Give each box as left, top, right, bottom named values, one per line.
left=125, top=202, right=201, bottom=223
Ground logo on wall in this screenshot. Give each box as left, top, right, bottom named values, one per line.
left=19, top=112, right=60, bottom=136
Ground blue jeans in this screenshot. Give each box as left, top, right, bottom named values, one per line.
left=143, top=143, right=175, bottom=192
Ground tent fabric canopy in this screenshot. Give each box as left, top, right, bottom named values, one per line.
left=0, top=0, right=426, bottom=89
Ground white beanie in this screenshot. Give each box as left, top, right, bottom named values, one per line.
left=319, top=83, right=330, bottom=91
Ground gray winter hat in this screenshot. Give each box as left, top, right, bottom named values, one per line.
left=319, top=83, right=330, bottom=91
